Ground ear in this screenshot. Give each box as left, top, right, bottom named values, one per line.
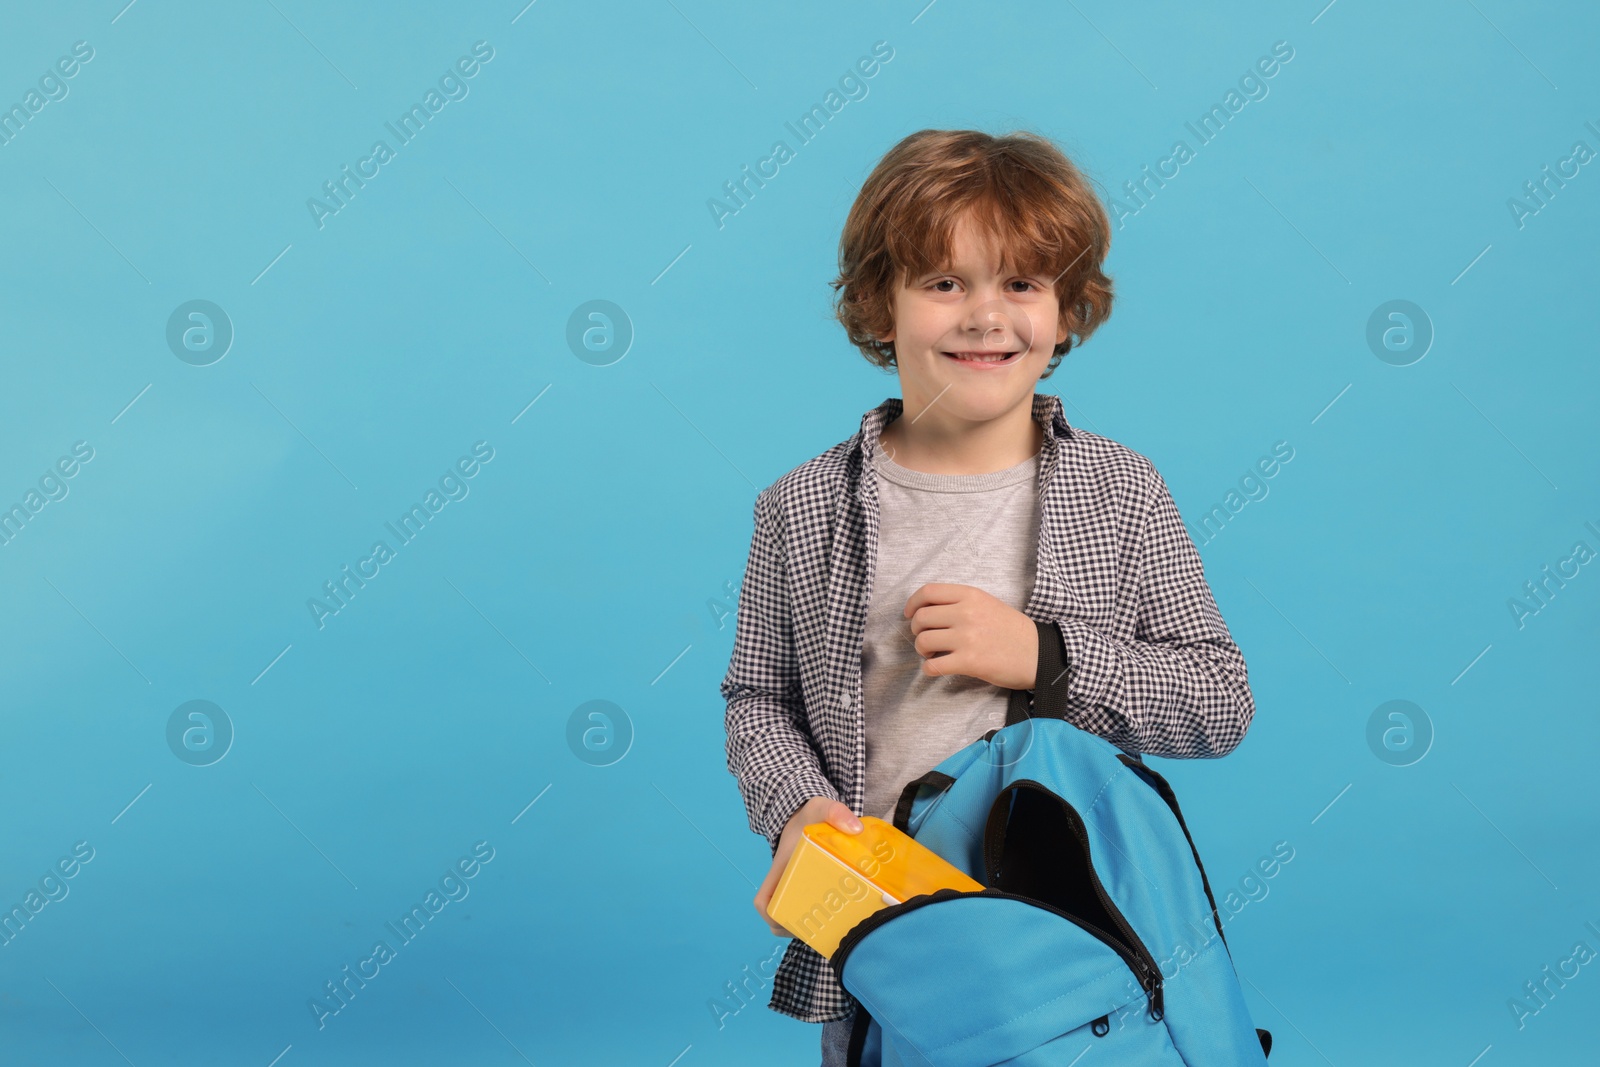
left=879, top=285, right=900, bottom=345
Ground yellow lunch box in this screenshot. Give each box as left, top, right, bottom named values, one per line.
left=765, top=815, right=985, bottom=958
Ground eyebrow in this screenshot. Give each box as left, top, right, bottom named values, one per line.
left=921, top=264, right=1047, bottom=281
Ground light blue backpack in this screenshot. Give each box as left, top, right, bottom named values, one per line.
left=830, top=689, right=1274, bottom=1066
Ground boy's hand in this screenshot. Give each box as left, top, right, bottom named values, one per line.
left=754, top=797, right=862, bottom=937
left=904, top=583, right=1039, bottom=691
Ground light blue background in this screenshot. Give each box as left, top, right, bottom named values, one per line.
left=2, top=1, right=1597, bottom=1064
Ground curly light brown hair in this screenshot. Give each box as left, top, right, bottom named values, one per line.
left=831, top=129, right=1114, bottom=379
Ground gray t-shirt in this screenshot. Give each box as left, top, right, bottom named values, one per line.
left=860, top=435, right=1041, bottom=824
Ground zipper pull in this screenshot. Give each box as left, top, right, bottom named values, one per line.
left=1137, top=958, right=1165, bottom=1022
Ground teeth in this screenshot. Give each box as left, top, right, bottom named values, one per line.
left=949, top=352, right=1012, bottom=362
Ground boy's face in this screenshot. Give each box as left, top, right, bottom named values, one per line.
left=878, top=210, right=1068, bottom=422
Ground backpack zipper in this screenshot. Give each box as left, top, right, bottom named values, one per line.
left=829, top=886, right=1162, bottom=1023
left=981, top=886, right=1164, bottom=1023
left=830, top=886, right=965, bottom=971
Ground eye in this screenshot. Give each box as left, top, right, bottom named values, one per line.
left=1009, top=279, right=1040, bottom=292
left=930, top=279, right=958, bottom=293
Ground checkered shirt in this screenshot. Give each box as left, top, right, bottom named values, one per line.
left=720, top=392, right=1256, bottom=1022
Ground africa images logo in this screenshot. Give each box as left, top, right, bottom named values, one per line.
left=306, top=442, right=494, bottom=629
left=309, top=841, right=495, bottom=1030
left=306, top=41, right=495, bottom=230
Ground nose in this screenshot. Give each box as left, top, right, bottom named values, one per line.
left=962, top=297, right=1030, bottom=352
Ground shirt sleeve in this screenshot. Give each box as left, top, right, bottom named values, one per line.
left=722, top=488, right=842, bottom=853
left=1032, top=461, right=1255, bottom=758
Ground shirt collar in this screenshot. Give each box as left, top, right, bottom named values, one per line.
left=856, top=392, right=1073, bottom=468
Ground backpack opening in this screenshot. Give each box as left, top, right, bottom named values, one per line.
left=984, top=779, right=1165, bottom=1020
left=987, top=783, right=1121, bottom=935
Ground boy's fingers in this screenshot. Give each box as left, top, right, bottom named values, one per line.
left=903, top=583, right=967, bottom=617
left=922, top=650, right=965, bottom=678
left=757, top=863, right=798, bottom=935
left=905, top=603, right=956, bottom=636
left=912, top=625, right=958, bottom=654
left=829, top=804, right=864, bottom=833
left=753, top=861, right=781, bottom=911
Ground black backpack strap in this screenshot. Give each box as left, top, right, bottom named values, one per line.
left=892, top=769, right=957, bottom=834
left=1003, top=684, right=1031, bottom=727
left=845, top=1001, right=872, bottom=1067
left=1005, top=620, right=1071, bottom=726
left=1031, top=618, right=1071, bottom=720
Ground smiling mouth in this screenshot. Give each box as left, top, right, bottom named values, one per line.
left=943, top=350, right=1022, bottom=366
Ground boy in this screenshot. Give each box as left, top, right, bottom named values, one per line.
left=720, top=129, right=1256, bottom=1060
